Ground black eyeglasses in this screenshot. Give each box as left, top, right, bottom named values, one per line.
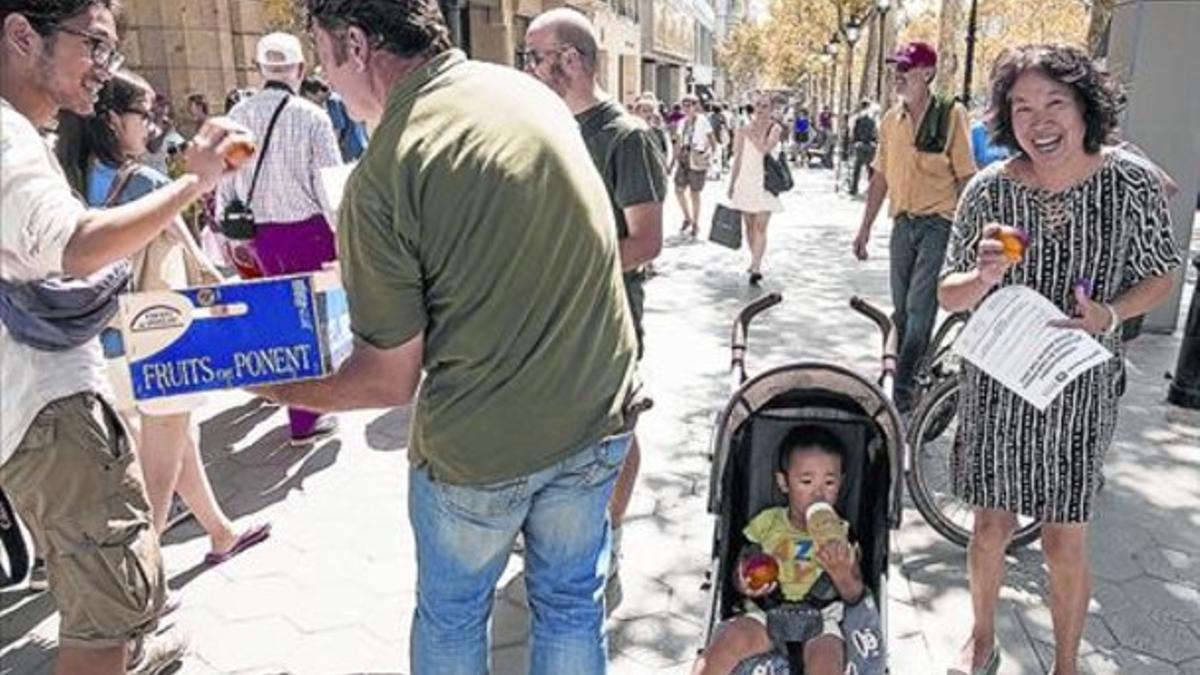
left=55, top=24, right=124, bottom=72
left=124, top=107, right=154, bottom=123
left=518, top=45, right=571, bottom=69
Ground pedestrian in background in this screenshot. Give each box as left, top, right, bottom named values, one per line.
left=939, top=44, right=1181, bottom=675
left=849, top=99, right=879, bottom=196
left=851, top=41, right=976, bottom=412
left=524, top=6, right=666, bottom=611
left=185, top=91, right=209, bottom=134
left=56, top=70, right=271, bottom=572
left=259, top=1, right=641, bottom=672
left=727, top=92, right=785, bottom=286
left=969, top=110, right=1009, bottom=168
left=634, top=93, right=671, bottom=163
left=792, top=107, right=812, bottom=164
left=217, top=31, right=343, bottom=446
left=673, top=92, right=715, bottom=237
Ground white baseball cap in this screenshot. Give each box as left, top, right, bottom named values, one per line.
left=256, top=32, right=304, bottom=66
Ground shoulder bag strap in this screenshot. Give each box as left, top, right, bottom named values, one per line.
left=103, top=162, right=140, bottom=207
left=245, top=94, right=291, bottom=206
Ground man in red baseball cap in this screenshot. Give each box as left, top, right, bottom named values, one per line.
left=851, top=39, right=976, bottom=411
left=886, top=40, right=939, bottom=72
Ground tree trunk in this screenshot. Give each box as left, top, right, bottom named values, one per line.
left=1087, top=0, right=1116, bottom=57
left=934, top=0, right=964, bottom=97
left=859, top=14, right=879, bottom=105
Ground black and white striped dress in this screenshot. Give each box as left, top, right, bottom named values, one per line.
left=944, top=150, right=1182, bottom=523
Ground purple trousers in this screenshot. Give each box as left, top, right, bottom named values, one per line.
left=249, top=214, right=337, bottom=440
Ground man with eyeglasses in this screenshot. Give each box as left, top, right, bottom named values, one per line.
left=523, top=6, right=665, bottom=615
left=851, top=41, right=976, bottom=412
left=254, top=0, right=639, bottom=672
left=1, top=2, right=244, bottom=673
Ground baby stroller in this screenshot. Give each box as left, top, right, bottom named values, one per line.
left=701, top=293, right=904, bottom=674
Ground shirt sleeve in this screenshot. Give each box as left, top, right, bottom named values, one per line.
left=339, top=167, right=428, bottom=349
left=948, top=105, right=978, bottom=181
left=943, top=173, right=992, bottom=277
left=742, top=508, right=777, bottom=544
left=0, top=119, right=85, bottom=280
left=1121, top=170, right=1183, bottom=290
left=613, top=128, right=668, bottom=209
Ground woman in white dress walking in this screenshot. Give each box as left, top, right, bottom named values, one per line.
left=728, top=93, right=785, bottom=285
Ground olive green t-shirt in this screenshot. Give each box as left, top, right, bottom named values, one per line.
left=338, top=50, right=638, bottom=485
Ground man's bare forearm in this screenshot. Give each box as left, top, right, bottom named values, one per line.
left=64, top=174, right=207, bottom=278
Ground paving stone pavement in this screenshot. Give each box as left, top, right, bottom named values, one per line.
left=1, top=168, right=1197, bottom=675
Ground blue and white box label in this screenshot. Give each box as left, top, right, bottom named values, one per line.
left=116, top=271, right=351, bottom=401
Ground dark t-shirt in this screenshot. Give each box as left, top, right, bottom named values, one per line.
left=574, top=100, right=668, bottom=241
left=853, top=114, right=878, bottom=144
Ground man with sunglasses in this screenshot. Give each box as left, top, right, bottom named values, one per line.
left=851, top=41, right=976, bottom=412
left=523, top=6, right=666, bottom=614
left=1, top=2, right=244, bottom=673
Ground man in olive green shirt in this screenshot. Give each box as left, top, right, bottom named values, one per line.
left=267, top=1, right=639, bottom=671
left=524, top=7, right=665, bottom=613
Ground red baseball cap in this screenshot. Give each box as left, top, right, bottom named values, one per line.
left=886, top=41, right=938, bottom=69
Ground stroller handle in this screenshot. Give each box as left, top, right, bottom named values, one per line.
left=849, top=296, right=899, bottom=380
left=731, top=292, right=783, bottom=384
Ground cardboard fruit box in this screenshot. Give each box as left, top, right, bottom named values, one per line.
left=105, top=270, right=351, bottom=408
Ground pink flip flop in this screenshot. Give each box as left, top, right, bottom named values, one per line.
left=203, top=523, right=271, bottom=566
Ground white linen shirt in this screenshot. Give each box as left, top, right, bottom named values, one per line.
left=687, top=113, right=714, bottom=151
left=216, top=86, right=342, bottom=225
left=0, top=98, right=112, bottom=464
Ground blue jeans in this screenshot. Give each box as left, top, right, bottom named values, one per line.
left=409, top=433, right=631, bottom=675
left=889, top=213, right=952, bottom=408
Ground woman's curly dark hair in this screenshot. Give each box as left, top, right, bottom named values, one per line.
left=986, top=44, right=1125, bottom=156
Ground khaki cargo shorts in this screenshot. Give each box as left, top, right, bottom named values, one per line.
left=0, top=392, right=164, bottom=648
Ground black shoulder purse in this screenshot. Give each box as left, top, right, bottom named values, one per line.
left=763, top=123, right=794, bottom=196
left=220, top=95, right=290, bottom=240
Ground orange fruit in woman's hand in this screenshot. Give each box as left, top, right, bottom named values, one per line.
left=991, top=226, right=1029, bottom=263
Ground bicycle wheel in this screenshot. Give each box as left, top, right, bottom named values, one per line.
left=905, top=378, right=1042, bottom=550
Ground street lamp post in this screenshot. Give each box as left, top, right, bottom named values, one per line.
left=875, top=0, right=891, bottom=101
left=825, top=40, right=840, bottom=121
left=841, top=19, right=862, bottom=163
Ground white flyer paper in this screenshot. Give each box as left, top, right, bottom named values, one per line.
left=952, top=286, right=1114, bottom=410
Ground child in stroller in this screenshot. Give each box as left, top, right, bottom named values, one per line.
left=700, top=294, right=901, bottom=675
left=693, top=425, right=876, bottom=675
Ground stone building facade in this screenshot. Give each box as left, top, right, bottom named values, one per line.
left=118, top=0, right=717, bottom=124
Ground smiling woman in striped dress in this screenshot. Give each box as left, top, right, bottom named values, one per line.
left=937, top=45, right=1182, bottom=675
